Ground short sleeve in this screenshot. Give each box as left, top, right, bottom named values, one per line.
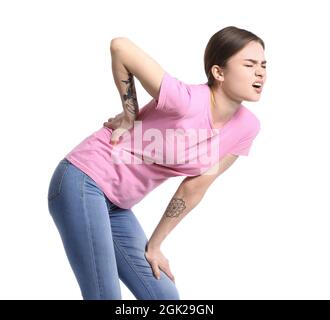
left=230, top=118, right=261, bottom=156
left=155, top=71, right=191, bottom=114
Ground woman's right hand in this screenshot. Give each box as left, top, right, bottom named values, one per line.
left=103, top=111, right=134, bottom=145
left=145, top=245, right=175, bottom=283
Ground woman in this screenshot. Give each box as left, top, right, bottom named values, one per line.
left=47, top=26, right=267, bottom=300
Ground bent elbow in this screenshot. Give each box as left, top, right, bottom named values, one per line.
left=110, top=37, right=129, bottom=52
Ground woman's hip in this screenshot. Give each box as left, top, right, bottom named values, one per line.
left=48, top=159, right=105, bottom=211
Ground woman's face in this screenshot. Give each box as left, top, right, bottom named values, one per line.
left=222, top=41, right=267, bottom=102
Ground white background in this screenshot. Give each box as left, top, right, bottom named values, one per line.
left=1, top=0, right=329, bottom=300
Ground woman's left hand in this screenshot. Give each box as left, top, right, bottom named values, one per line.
left=103, top=111, right=134, bottom=145
left=144, top=245, right=175, bottom=283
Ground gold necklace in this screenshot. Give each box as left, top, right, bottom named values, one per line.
left=211, top=89, right=216, bottom=108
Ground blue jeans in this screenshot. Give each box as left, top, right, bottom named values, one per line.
left=47, top=158, right=180, bottom=300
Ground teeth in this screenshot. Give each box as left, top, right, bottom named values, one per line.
left=253, top=83, right=262, bottom=88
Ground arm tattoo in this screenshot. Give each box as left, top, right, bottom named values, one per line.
left=121, top=72, right=139, bottom=117
left=165, top=197, right=186, bottom=218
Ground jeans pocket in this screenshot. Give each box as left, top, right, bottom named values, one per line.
left=48, top=159, right=70, bottom=201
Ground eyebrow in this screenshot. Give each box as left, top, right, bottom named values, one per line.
left=243, top=59, right=267, bottom=64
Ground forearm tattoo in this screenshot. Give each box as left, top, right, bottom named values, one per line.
left=165, top=197, right=186, bottom=218
left=121, top=72, right=139, bottom=117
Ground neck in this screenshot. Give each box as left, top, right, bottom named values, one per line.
left=210, top=86, right=242, bottom=125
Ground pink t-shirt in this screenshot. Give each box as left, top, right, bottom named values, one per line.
left=65, top=71, right=260, bottom=209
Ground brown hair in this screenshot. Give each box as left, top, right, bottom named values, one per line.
left=204, top=26, right=265, bottom=87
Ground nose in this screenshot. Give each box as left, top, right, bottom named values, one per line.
left=256, top=69, right=266, bottom=80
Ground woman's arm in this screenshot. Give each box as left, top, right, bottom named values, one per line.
left=110, top=37, right=165, bottom=122
left=147, top=186, right=204, bottom=250
left=145, top=185, right=204, bottom=282
left=145, top=154, right=239, bottom=280
left=148, top=154, right=239, bottom=248
left=111, top=40, right=139, bottom=122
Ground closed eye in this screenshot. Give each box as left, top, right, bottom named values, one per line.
left=245, top=65, right=267, bottom=69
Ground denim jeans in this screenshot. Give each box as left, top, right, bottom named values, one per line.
left=47, top=158, right=180, bottom=300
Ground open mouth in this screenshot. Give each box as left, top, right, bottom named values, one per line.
left=252, top=84, right=262, bottom=93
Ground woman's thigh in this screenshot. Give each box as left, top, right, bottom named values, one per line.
left=106, top=200, right=180, bottom=300
left=47, top=158, right=121, bottom=300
